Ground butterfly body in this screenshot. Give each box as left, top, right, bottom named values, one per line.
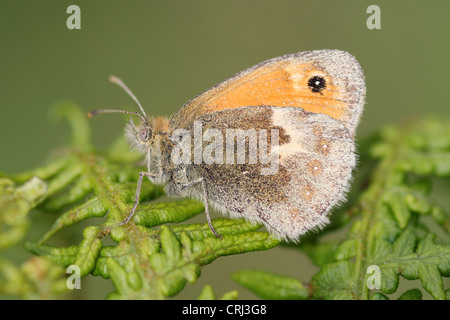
left=91, top=49, right=365, bottom=242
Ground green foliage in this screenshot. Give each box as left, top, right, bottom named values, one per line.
left=1, top=102, right=449, bottom=299
left=232, top=270, right=309, bottom=300
left=0, top=175, right=67, bottom=299
left=197, top=285, right=239, bottom=300
left=0, top=176, right=47, bottom=250
left=0, top=102, right=279, bottom=299
left=233, top=118, right=450, bottom=300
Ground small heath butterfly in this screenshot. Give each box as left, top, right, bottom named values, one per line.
left=88, top=50, right=365, bottom=242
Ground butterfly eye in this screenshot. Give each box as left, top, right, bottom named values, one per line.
left=308, top=76, right=326, bottom=94
left=138, top=127, right=150, bottom=142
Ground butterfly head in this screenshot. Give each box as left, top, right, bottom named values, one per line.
left=88, top=75, right=163, bottom=154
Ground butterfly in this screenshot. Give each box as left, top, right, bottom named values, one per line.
left=88, top=49, right=365, bottom=242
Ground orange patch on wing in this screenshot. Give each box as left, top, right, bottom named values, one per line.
left=204, top=62, right=348, bottom=122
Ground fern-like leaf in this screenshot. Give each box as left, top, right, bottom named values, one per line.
left=2, top=102, right=448, bottom=300
left=8, top=102, right=280, bottom=299
left=233, top=118, right=450, bottom=300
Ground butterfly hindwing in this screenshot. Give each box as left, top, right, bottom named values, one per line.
left=170, top=106, right=355, bottom=241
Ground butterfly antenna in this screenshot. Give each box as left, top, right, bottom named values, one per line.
left=109, top=75, right=148, bottom=121
left=87, top=76, right=149, bottom=125
left=87, top=109, right=148, bottom=125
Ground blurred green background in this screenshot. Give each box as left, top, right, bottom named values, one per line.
left=1, top=1, right=449, bottom=299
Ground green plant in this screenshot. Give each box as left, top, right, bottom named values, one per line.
left=235, top=117, right=450, bottom=300
left=0, top=102, right=449, bottom=299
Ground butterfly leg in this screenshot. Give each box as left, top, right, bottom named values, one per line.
left=200, top=178, right=222, bottom=239
left=179, top=177, right=222, bottom=239
left=119, top=171, right=157, bottom=226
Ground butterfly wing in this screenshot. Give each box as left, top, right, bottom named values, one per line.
left=175, top=106, right=356, bottom=241
left=169, top=50, right=365, bottom=137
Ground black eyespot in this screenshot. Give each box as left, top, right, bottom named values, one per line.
left=308, top=76, right=326, bottom=94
